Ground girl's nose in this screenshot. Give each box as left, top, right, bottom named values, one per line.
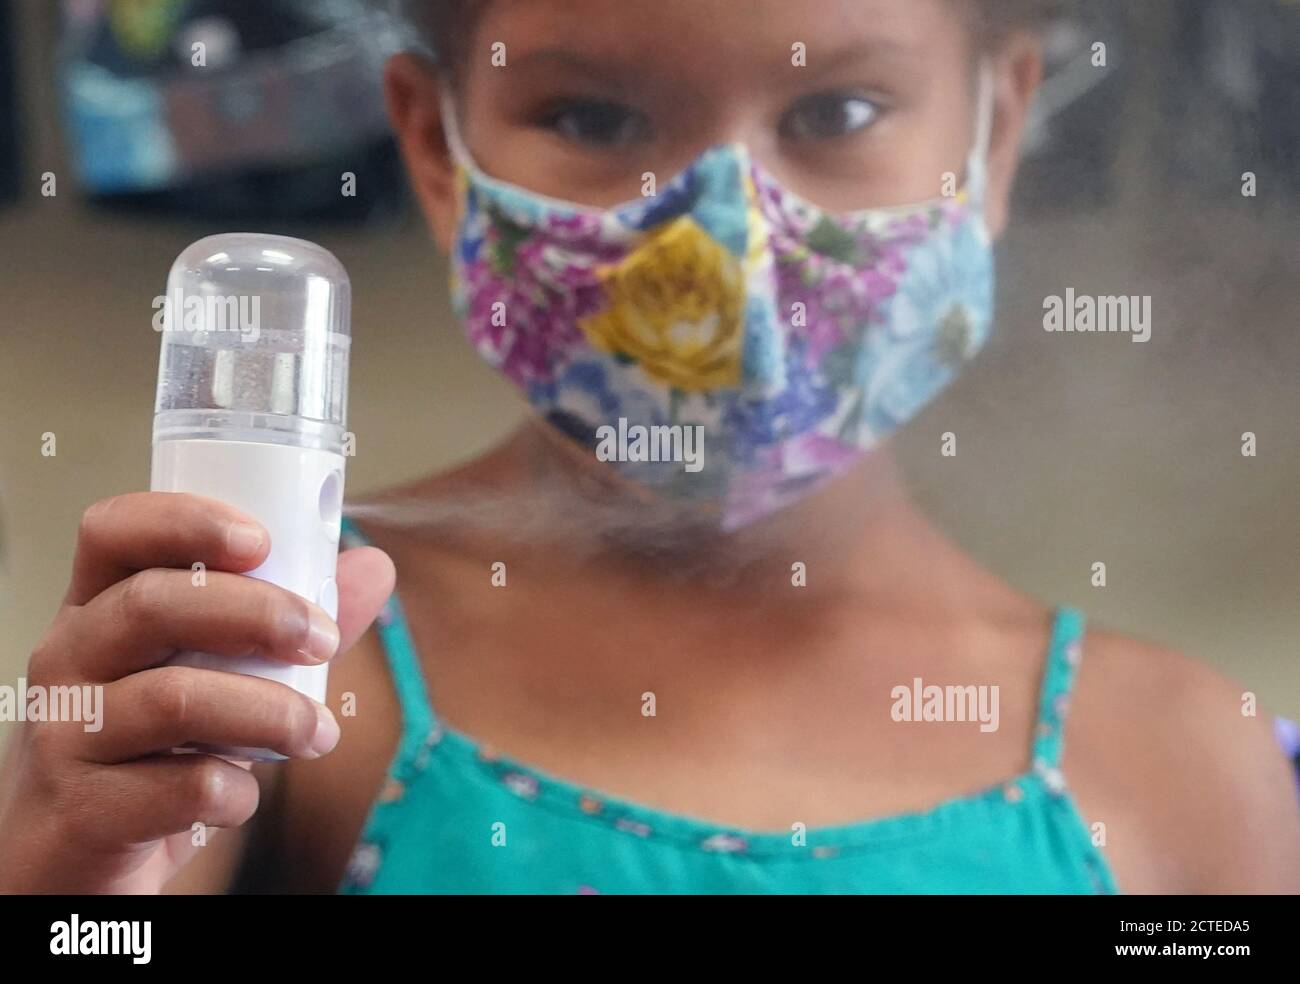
left=686, top=143, right=754, bottom=259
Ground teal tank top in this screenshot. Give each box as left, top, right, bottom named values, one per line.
left=337, top=521, right=1118, bottom=894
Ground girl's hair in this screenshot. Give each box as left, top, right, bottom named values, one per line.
left=404, top=0, right=1069, bottom=74
left=977, top=0, right=1072, bottom=41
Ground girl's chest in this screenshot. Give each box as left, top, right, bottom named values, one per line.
left=359, top=604, right=1039, bottom=836
left=275, top=586, right=1056, bottom=891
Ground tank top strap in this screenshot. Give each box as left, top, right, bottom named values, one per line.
left=340, top=517, right=442, bottom=780
left=1030, top=606, right=1087, bottom=788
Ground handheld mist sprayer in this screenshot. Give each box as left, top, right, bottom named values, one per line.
left=151, top=233, right=350, bottom=761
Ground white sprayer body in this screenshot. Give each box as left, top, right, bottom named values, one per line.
left=151, top=438, right=344, bottom=706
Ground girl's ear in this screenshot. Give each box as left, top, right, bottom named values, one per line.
left=982, top=33, right=1045, bottom=238
left=384, top=53, right=459, bottom=252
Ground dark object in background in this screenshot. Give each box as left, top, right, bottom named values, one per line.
left=1015, top=0, right=1129, bottom=213
left=1017, top=0, right=1300, bottom=213
left=58, top=0, right=407, bottom=223
left=0, top=0, right=20, bottom=204
left=1166, top=0, right=1300, bottom=194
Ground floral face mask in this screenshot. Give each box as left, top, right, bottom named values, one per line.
left=444, top=70, right=995, bottom=530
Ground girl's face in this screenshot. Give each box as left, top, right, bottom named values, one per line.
left=388, top=0, right=1043, bottom=245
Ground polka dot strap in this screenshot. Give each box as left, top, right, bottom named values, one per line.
left=1031, top=607, right=1086, bottom=777
left=339, top=517, right=439, bottom=780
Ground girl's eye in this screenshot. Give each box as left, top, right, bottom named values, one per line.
left=543, top=100, right=653, bottom=149
left=780, top=93, right=881, bottom=143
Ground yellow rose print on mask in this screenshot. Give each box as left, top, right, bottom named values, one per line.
left=579, top=217, right=744, bottom=392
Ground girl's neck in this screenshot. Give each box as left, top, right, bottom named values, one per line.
left=349, top=421, right=1020, bottom=619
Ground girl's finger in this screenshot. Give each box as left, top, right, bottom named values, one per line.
left=334, top=546, right=397, bottom=655
left=65, top=492, right=269, bottom=607
left=51, top=569, right=338, bottom=682
left=77, top=667, right=338, bottom=764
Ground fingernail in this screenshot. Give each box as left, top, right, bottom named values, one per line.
left=303, top=605, right=340, bottom=663
left=309, top=703, right=340, bottom=758
left=226, top=523, right=265, bottom=560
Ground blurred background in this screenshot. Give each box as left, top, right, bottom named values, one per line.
left=0, top=0, right=1297, bottom=756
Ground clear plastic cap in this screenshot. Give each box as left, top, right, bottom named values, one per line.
left=153, top=234, right=351, bottom=451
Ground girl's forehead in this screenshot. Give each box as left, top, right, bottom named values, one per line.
left=462, top=0, right=973, bottom=103
left=474, top=0, right=967, bottom=62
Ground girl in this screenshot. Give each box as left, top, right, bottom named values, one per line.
left=2, top=0, right=1298, bottom=894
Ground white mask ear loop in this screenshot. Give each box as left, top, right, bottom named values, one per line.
left=440, top=89, right=478, bottom=172
left=967, top=60, right=996, bottom=197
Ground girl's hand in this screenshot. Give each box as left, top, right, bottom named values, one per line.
left=0, top=492, right=394, bottom=894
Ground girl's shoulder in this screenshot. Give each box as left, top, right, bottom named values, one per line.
left=1065, top=626, right=1300, bottom=892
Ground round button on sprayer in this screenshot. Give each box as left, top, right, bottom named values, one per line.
left=319, top=468, right=343, bottom=541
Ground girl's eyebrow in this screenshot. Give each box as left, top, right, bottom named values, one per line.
left=507, top=37, right=921, bottom=85
left=505, top=47, right=642, bottom=92
left=803, top=38, right=924, bottom=76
